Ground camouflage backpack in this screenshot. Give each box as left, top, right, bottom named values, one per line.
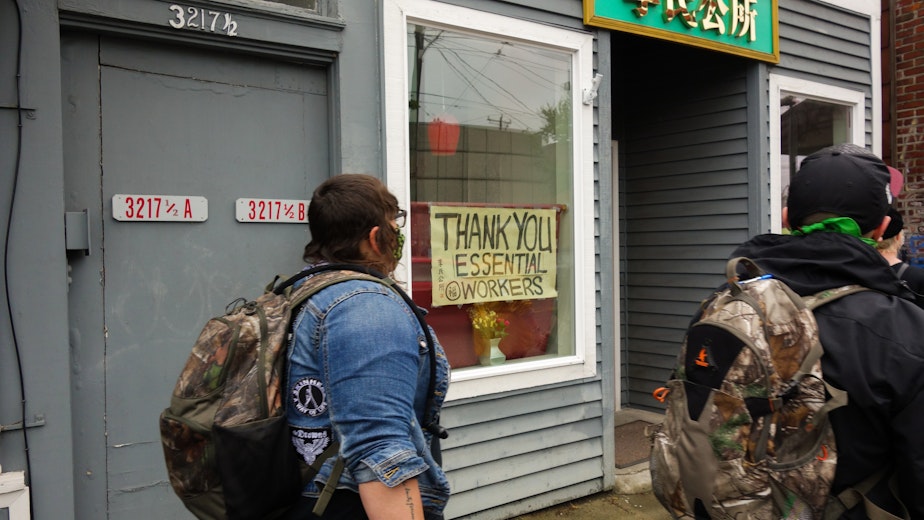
left=648, top=257, right=871, bottom=519
left=159, top=264, right=441, bottom=520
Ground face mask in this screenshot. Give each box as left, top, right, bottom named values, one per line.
left=394, top=228, right=405, bottom=260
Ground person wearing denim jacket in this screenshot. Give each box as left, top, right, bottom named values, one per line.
left=283, top=174, right=450, bottom=520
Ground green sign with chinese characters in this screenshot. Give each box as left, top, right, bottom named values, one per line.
left=584, top=0, right=778, bottom=63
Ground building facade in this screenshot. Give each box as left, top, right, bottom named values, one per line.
left=0, top=0, right=881, bottom=518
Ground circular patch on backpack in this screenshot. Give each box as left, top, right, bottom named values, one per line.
left=292, top=377, right=327, bottom=416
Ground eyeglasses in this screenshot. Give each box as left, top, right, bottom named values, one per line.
left=394, top=209, right=407, bottom=228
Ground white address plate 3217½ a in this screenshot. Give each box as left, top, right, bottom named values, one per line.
left=112, top=194, right=208, bottom=222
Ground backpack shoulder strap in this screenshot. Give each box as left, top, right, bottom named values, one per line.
left=274, top=264, right=389, bottom=300
left=286, top=270, right=386, bottom=309
left=788, top=285, right=871, bottom=429
left=826, top=468, right=910, bottom=520
left=896, top=262, right=910, bottom=280
left=803, top=284, right=870, bottom=311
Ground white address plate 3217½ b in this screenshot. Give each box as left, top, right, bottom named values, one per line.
left=235, top=198, right=310, bottom=223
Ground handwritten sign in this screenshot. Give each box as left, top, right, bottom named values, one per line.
left=430, top=205, right=557, bottom=306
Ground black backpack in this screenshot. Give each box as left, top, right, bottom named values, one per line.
left=159, top=264, right=444, bottom=519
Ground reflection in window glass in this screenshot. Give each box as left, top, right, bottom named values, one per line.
left=263, top=0, right=317, bottom=9
left=407, top=23, right=575, bottom=370
left=779, top=95, right=850, bottom=210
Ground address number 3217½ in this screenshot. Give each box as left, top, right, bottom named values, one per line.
left=112, top=194, right=208, bottom=222
left=235, top=198, right=309, bottom=223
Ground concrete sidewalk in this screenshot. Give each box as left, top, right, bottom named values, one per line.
left=513, top=487, right=669, bottom=519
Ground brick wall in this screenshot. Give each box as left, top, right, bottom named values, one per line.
left=883, top=0, right=924, bottom=260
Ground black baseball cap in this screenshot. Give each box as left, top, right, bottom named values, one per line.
left=787, top=143, right=892, bottom=234
left=883, top=207, right=904, bottom=240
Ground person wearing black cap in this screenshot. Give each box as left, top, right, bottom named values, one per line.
left=877, top=207, right=924, bottom=309
left=731, top=143, right=924, bottom=518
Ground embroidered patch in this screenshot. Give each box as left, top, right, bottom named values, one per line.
left=292, top=377, right=327, bottom=416
left=291, top=426, right=332, bottom=465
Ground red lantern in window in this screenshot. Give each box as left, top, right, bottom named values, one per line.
left=428, top=113, right=460, bottom=156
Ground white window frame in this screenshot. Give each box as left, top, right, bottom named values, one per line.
left=382, top=0, right=597, bottom=401
left=768, top=75, right=866, bottom=234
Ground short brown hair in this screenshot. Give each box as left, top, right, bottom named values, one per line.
left=303, top=174, right=400, bottom=272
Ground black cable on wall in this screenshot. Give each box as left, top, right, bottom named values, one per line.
left=3, top=0, right=36, bottom=517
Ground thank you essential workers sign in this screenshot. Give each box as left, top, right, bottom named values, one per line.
left=430, top=205, right=557, bottom=306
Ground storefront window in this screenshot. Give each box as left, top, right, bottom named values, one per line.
left=384, top=0, right=595, bottom=398
left=769, top=76, right=865, bottom=233
left=407, top=23, right=575, bottom=371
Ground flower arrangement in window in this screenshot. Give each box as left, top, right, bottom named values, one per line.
left=469, top=302, right=510, bottom=365
left=468, top=303, right=510, bottom=340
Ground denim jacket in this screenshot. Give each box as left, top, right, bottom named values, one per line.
left=286, top=272, right=451, bottom=516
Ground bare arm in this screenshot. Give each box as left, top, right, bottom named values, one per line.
left=358, top=477, right=425, bottom=520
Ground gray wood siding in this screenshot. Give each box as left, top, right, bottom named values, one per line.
left=433, top=1, right=613, bottom=518
left=438, top=0, right=586, bottom=30
left=776, top=1, right=874, bottom=146
left=617, top=0, right=875, bottom=412
left=441, top=384, right=606, bottom=518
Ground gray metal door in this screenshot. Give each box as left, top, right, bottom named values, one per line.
left=62, top=32, right=329, bottom=518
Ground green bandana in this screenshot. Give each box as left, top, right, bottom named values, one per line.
left=790, top=216, right=878, bottom=247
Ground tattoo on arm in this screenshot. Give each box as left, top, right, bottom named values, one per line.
left=403, top=482, right=416, bottom=519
